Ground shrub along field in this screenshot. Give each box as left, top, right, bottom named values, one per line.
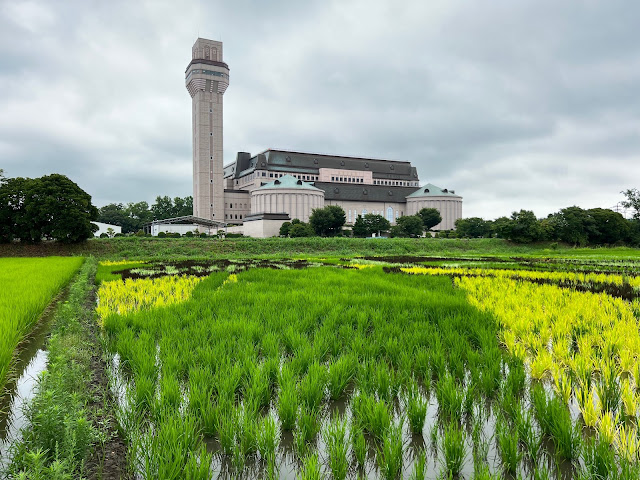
left=0, top=256, right=84, bottom=393
left=94, top=256, right=640, bottom=479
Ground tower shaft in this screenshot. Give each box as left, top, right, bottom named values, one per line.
left=186, top=39, right=229, bottom=220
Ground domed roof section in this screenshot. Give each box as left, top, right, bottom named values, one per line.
left=406, top=183, right=461, bottom=198
left=256, top=174, right=323, bottom=192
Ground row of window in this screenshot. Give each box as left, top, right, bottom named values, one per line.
left=331, top=176, right=364, bottom=183
left=346, top=208, right=402, bottom=223
left=225, top=214, right=243, bottom=220
left=373, top=180, right=417, bottom=187
left=186, top=69, right=228, bottom=82
left=226, top=203, right=248, bottom=209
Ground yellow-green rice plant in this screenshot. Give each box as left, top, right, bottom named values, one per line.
left=441, top=422, right=466, bottom=477
left=615, top=424, right=640, bottom=464
left=298, top=361, right=326, bottom=412
left=552, top=365, right=572, bottom=406
left=529, top=350, right=553, bottom=381
left=576, top=387, right=600, bottom=429
left=96, top=274, right=203, bottom=320
left=328, top=354, right=356, bottom=400
left=598, top=411, right=618, bottom=446
left=351, top=424, right=367, bottom=469
left=406, top=379, right=428, bottom=434
left=621, top=379, right=640, bottom=419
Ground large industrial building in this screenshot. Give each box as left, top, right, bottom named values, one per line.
left=183, top=38, right=462, bottom=237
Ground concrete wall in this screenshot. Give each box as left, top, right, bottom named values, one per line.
left=325, top=200, right=407, bottom=225
left=243, top=219, right=285, bottom=238
left=251, top=189, right=324, bottom=223
left=93, top=222, right=122, bottom=237
left=224, top=191, right=251, bottom=223
left=406, top=197, right=462, bottom=230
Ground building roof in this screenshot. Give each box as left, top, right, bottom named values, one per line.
left=225, top=149, right=419, bottom=181
left=315, top=182, right=421, bottom=202
left=406, top=183, right=461, bottom=198
left=255, top=174, right=324, bottom=192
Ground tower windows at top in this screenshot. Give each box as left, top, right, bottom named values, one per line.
left=205, top=46, right=210, bottom=59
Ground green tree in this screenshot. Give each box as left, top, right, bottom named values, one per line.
left=309, top=205, right=346, bottom=236
left=289, top=222, right=315, bottom=237
left=509, top=210, right=542, bottom=244
left=455, top=217, right=491, bottom=238
left=492, top=216, right=512, bottom=239
left=621, top=188, right=640, bottom=220
left=173, top=196, right=193, bottom=217
left=365, top=214, right=391, bottom=236
left=587, top=208, right=630, bottom=245
left=554, top=206, right=596, bottom=246
left=0, top=174, right=98, bottom=243
left=279, top=221, right=292, bottom=237
left=152, top=195, right=174, bottom=220
left=352, top=215, right=367, bottom=237
left=390, top=215, right=424, bottom=237
left=418, top=208, right=442, bottom=230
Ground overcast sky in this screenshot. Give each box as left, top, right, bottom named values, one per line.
left=1, top=0, right=639, bottom=219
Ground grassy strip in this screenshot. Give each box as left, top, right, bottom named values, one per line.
left=4, top=258, right=102, bottom=479
left=0, top=257, right=84, bottom=394
left=1, top=236, right=639, bottom=260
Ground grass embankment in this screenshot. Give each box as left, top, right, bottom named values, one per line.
left=4, top=257, right=122, bottom=479
left=0, top=257, right=84, bottom=393
left=1, top=236, right=639, bottom=261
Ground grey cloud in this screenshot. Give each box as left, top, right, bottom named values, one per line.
left=1, top=0, right=639, bottom=220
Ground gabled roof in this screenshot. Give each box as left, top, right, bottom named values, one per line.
left=406, top=183, right=461, bottom=198
left=255, top=174, right=323, bottom=192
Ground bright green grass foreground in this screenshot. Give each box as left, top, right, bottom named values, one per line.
left=0, top=257, right=84, bottom=391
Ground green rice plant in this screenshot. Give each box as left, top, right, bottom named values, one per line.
left=583, top=436, right=616, bottom=479
left=217, top=406, right=237, bottom=455
left=474, top=464, right=502, bottom=479
left=406, top=381, right=428, bottom=434
left=328, top=354, right=356, bottom=400
left=278, top=379, right=299, bottom=431
left=351, top=424, right=367, bottom=469
left=159, top=374, right=182, bottom=411
left=258, top=414, right=280, bottom=462
left=367, top=397, right=391, bottom=441
left=299, top=361, right=326, bottom=412
left=375, top=362, right=393, bottom=402
left=377, top=421, right=404, bottom=480
left=0, top=257, right=84, bottom=393
left=239, top=406, right=259, bottom=458
left=245, top=362, right=272, bottom=410
left=295, top=406, right=321, bottom=457
left=409, top=449, right=426, bottom=480
left=533, top=463, right=551, bottom=480
left=441, top=422, right=466, bottom=477
left=463, top=382, right=476, bottom=419
left=514, top=406, right=541, bottom=461
left=134, top=372, right=156, bottom=414
left=297, top=453, right=324, bottom=480
left=545, top=395, right=582, bottom=461
left=436, top=373, right=463, bottom=422
left=323, top=414, right=349, bottom=480
left=496, top=419, right=522, bottom=476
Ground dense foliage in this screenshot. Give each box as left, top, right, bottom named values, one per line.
left=455, top=204, right=639, bottom=246
left=0, top=174, right=98, bottom=243
left=352, top=213, right=391, bottom=237
left=390, top=215, right=424, bottom=237
left=309, top=205, right=346, bottom=236
left=418, top=207, right=442, bottom=230
left=97, top=196, right=193, bottom=233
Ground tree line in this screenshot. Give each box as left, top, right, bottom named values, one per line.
left=97, top=196, right=193, bottom=233
left=454, top=189, right=640, bottom=246
left=279, top=206, right=443, bottom=238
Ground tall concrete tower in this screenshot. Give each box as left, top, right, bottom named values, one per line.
left=186, top=38, right=229, bottom=220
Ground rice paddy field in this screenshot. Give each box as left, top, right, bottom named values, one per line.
left=0, top=257, right=84, bottom=393
left=93, top=254, right=640, bottom=479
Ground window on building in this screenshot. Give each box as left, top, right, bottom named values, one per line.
left=362, top=209, right=367, bottom=216
left=270, top=173, right=273, bottom=178
left=348, top=209, right=352, bottom=223
left=387, top=207, right=393, bottom=222
left=225, top=214, right=228, bottom=219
